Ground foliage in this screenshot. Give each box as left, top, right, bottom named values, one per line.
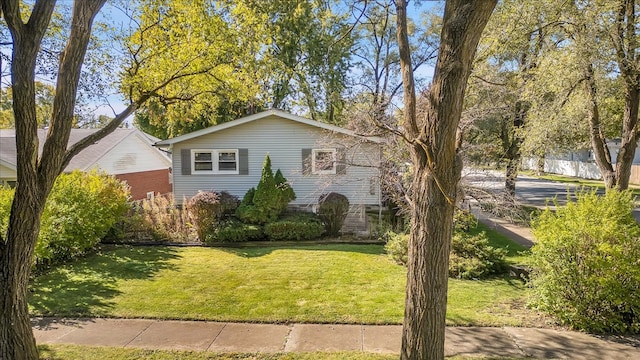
left=123, top=0, right=262, bottom=139
left=385, top=217, right=509, bottom=280
left=317, top=192, right=350, bottom=236
left=264, top=211, right=325, bottom=241
left=113, top=195, right=195, bottom=243
left=237, top=155, right=294, bottom=225
left=530, top=190, right=640, bottom=333
left=205, top=219, right=263, bottom=244
left=0, top=186, right=14, bottom=238
left=449, top=232, right=508, bottom=279
left=453, top=209, right=477, bottom=232
left=127, top=0, right=353, bottom=138
left=252, top=155, right=280, bottom=222
left=0, top=172, right=130, bottom=267
left=275, top=169, right=296, bottom=213
left=384, top=231, right=408, bottom=266
left=187, top=191, right=239, bottom=241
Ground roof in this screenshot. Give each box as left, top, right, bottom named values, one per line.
left=0, top=128, right=167, bottom=172
left=154, top=109, right=383, bottom=146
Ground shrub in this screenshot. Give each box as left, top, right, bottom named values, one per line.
left=205, top=219, right=264, bottom=243
left=37, top=171, right=129, bottom=267
left=384, top=231, right=408, bottom=266
left=318, top=192, right=350, bottom=236
left=188, top=191, right=240, bottom=241
left=454, top=209, right=477, bottom=232
left=530, top=190, right=640, bottom=333
left=264, top=211, right=324, bottom=241
left=251, top=155, right=281, bottom=223
left=275, top=169, right=296, bottom=212
left=384, top=227, right=508, bottom=280
left=236, top=156, right=295, bottom=224
left=449, top=232, right=508, bottom=279
left=0, top=186, right=15, bottom=238
left=114, top=195, right=195, bottom=242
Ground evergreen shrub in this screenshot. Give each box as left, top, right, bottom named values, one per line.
left=384, top=214, right=508, bottom=279
left=236, top=155, right=296, bottom=224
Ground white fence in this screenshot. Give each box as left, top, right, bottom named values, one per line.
left=522, top=157, right=640, bottom=184
left=522, top=158, right=602, bottom=180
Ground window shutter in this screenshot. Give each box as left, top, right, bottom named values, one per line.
left=302, top=148, right=312, bottom=175
left=239, top=149, right=249, bottom=175
left=181, top=149, right=191, bottom=175
left=336, top=148, right=347, bottom=175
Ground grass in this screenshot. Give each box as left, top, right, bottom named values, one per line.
left=470, top=222, right=532, bottom=264
left=38, top=344, right=528, bottom=360
left=522, top=171, right=640, bottom=196
left=29, top=242, right=542, bottom=327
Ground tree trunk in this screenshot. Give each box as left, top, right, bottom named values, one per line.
left=616, top=87, right=640, bottom=190
left=536, top=155, right=545, bottom=175
left=503, top=101, right=527, bottom=199
left=396, top=1, right=496, bottom=359
left=0, top=1, right=106, bottom=358
left=583, top=63, right=617, bottom=189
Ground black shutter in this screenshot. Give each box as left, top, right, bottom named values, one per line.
left=181, top=149, right=191, bottom=175
left=239, top=149, right=249, bottom=175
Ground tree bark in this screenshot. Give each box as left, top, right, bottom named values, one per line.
left=583, top=63, right=617, bottom=189
left=504, top=101, right=527, bottom=199
left=396, top=1, right=496, bottom=359
left=0, top=1, right=106, bottom=359
left=609, top=0, right=640, bottom=190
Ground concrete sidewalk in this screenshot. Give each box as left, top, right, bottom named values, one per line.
left=33, top=318, right=640, bottom=359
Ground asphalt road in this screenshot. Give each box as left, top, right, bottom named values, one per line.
left=462, top=168, right=640, bottom=220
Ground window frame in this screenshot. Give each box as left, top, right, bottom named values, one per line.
left=311, top=148, right=337, bottom=175
left=191, top=149, right=239, bottom=175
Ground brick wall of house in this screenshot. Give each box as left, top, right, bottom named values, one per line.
left=115, top=168, right=172, bottom=200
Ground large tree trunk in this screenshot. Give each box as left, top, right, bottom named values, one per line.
left=396, top=1, right=496, bottom=359
left=0, top=1, right=106, bottom=358
left=609, top=0, right=640, bottom=191
left=583, top=63, right=617, bottom=189
left=616, top=87, right=640, bottom=190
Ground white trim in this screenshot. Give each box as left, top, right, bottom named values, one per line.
left=191, top=149, right=239, bottom=175
left=312, top=148, right=337, bottom=175
left=155, top=109, right=383, bottom=147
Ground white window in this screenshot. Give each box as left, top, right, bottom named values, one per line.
left=191, top=149, right=239, bottom=174
left=312, top=148, right=337, bottom=175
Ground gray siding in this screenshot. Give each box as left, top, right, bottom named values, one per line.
left=171, top=115, right=381, bottom=206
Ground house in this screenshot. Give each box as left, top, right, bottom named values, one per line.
left=155, top=109, right=382, bottom=233
left=0, top=128, right=172, bottom=199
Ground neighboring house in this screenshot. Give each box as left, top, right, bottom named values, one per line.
left=0, top=128, right=172, bottom=199
left=155, top=109, right=382, bottom=233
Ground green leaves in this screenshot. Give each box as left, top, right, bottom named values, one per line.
left=530, top=190, right=640, bottom=333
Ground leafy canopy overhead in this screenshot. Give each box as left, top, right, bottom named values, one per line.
left=126, top=0, right=353, bottom=139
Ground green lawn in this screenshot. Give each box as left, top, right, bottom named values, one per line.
left=38, top=344, right=527, bottom=360
left=30, top=242, right=542, bottom=327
